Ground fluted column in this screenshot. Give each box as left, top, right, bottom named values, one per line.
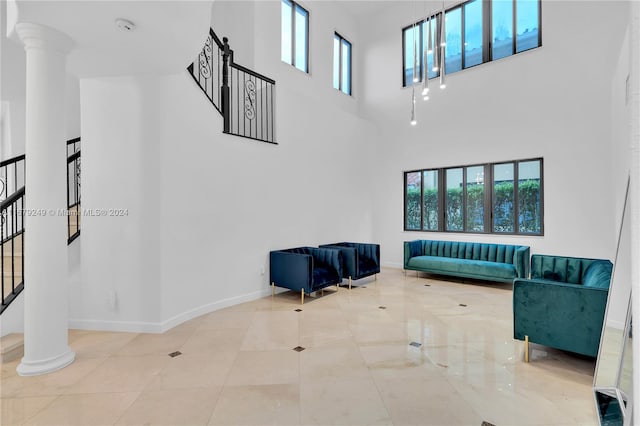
left=15, top=22, right=75, bottom=376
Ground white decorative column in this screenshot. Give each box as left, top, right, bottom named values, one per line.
left=15, top=23, right=75, bottom=376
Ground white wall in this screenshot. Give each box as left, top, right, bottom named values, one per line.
left=606, top=25, right=633, bottom=329
left=72, top=76, right=163, bottom=331
left=360, top=0, right=629, bottom=267
left=210, top=1, right=255, bottom=68
left=70, top=0, right=376, bottom=331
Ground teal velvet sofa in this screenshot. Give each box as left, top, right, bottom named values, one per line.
left=513, top=254, right=613, bottom=358
left=403, top=240, right=530, bottom=283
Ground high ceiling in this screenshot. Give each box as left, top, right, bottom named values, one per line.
left=5, top=0, right=213, bottom=78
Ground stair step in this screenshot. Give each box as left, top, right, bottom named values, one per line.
left=0, top=333, right=24, bottom=364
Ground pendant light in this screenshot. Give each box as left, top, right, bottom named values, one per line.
left=439, top=2, right=446, bottom=89
left=410, top=85, right=417, bottom=126
left=421, top=15, right=430, bottom=99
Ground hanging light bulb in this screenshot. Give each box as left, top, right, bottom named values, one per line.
left=440, top=44, right=446, bottom=89
left=440, top=1, right=446, bottom=47
left=410, top=86, right=417, bottom=126
left=432, top=15, right=439, bottom=72
left=427, top=16, right=433, bottom=54
left=411, top=1, right=419, bottom=83
left=439, top=1, right=447, bottom=89
left=421, top=31, right=429, bottom=97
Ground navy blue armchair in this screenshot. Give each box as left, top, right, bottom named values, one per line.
left=269, top=247, right=342, bottom=304
left=319, top=242, right=380, bottom=289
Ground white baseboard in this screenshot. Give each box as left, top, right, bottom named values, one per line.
left=69, top=287, right=273, bottom=334
left=381, top=261, right=403, bottom=269
left=158, top=288, right=272, bottom=333
left=608, top=319, right=626, bottom=330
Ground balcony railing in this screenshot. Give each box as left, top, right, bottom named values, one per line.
left=0, top=138, right=80, bottom=313
left=188, top=28, right=276, bottom=144
left=1, top=187, right=24, bottom=314
left=67, top=137, right=81, bottom=243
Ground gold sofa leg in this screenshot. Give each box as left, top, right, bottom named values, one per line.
left=301, top=289, right=305, bottom=305
left=349, top=277, right=352, bottom=290
left=525, top=335, right=529, bottom=363
left=271, top=282, right=275, bottom=297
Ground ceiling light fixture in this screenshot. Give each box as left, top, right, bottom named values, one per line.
left=115, top=18, right=136, bottom=31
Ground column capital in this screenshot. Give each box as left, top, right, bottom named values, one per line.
left=15, top=22, right=73, bottom=54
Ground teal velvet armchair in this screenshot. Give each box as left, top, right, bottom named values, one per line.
left=513, top=255, right=613, bottom=358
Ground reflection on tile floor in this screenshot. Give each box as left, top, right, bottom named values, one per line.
left=1, top=268, right=598, bottom=425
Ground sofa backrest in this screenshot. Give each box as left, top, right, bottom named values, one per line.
left=414, top=240, right=519, bottom=264
left=530, top=255, right=612, bottom=286
left=284, top=247, right=313, bottom=256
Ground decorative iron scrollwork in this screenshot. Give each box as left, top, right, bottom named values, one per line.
left=199, top=36, right=213, bottom=79
left=244, top=80, right=256, bottom=120
left=0, top=177, right=5, bottom=198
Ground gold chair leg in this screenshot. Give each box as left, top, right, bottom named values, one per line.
left=271, top=282, right=275, bottom=296
left=349, top=277, right=352, bottom=290
left=336, top=283, right=339, bottom=291
left=301, top=289, right=304, bottom=305
left=375, top=274, right=377, bottom=281
left=524, top=335, right=529, bottom=363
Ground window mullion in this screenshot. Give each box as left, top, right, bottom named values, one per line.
left=462, top=167, right=468, bottom=232
left=486, top=0, right=493, bottom=62
left=484, top=164, right=492, bottom=233
left=512, top=0, right=517, bottom=55
left=420, top=171, right=425, bottom=231
left=338, top=37, right=343, bottom=91
left=513, top=160, right=520, bottom=234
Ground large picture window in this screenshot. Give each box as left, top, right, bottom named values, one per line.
left=282, top=0, right=309, bottom=73
left=404, top=158, right=543, bottom=235
left=402, top=0, right=541, bottom=86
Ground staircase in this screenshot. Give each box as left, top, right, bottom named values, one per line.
left=187, top=28, right=277, bottom=144
left=0, top=138, right=80, bottom=316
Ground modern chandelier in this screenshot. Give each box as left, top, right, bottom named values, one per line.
left=411, top=0, right=447, bottom=126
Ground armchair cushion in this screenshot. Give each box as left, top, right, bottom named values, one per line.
left=583, top=261, right=613, bottom=288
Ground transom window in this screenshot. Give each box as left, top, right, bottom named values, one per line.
left=403, top=0, right=541, bottom=86
left=281, top=0, right=309, bottom=73
left=333, top=33, right=352, bottom=95
left=404, top=158, right=543, bottom=235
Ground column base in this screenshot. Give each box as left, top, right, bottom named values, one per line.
left=17, top=348, right=75, bottom=376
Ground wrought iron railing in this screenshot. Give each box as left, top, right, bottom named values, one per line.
left=0, top=138, right=80, bottom=313
left=1, top=187, right=24, bottom=314
left=188, top=28, right=276, bottom=144
left=67, top=137, right=81, bottom=243
left=188, top=29, right=224, bottom=113
left=0, top=154, right=25, bottom=203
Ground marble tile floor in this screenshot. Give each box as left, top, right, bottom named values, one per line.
left=1, top=268, right=598, bottom=425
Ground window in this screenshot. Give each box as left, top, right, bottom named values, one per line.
left=281, top=0, right=309, bottom=73
left=402, top=0, right=541, bottom=86
left=404, top=158, right=543, bottom=235
left=333, top=33, right=352, bottom=95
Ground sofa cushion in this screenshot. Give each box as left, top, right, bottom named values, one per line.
left=312, top=263, right=339, bottom=289
left=358, top=257, right=378, bottom=275
left=543, top=271, right=562, bottom=281
left=407, top=256, right=517, bottom=280
left=531, top=255, right=590, bottom=284
left=582, top=261, right=613, bottom=289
